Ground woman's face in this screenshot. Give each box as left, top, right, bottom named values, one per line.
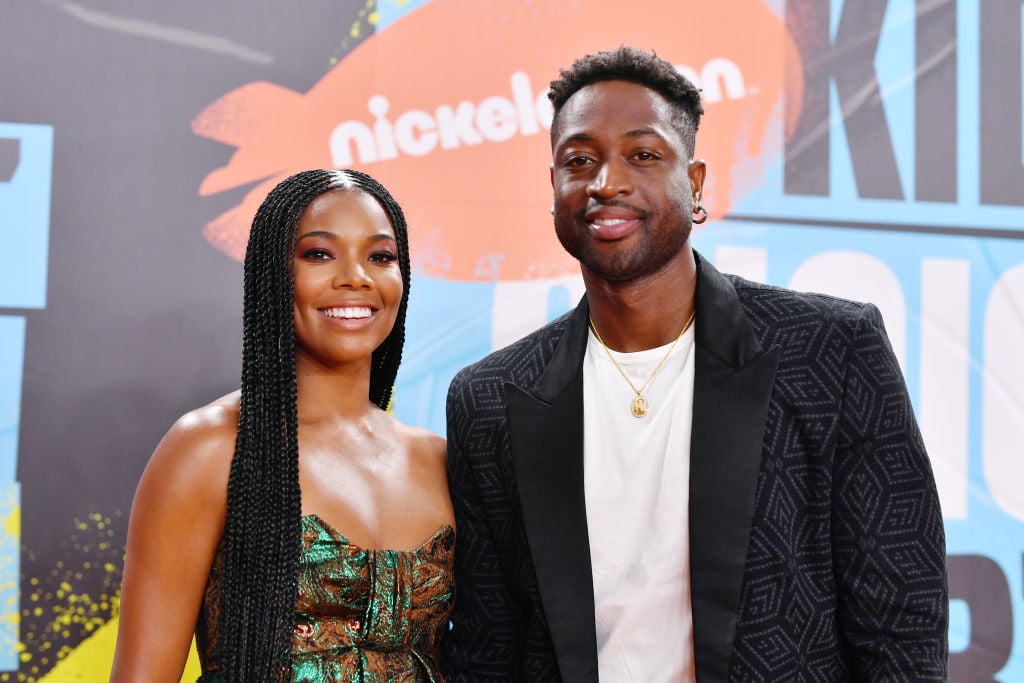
left=292, top=189, right=403, bottom=370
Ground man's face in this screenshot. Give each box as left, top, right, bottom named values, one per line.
left=550, top=80, right=705, bottom=283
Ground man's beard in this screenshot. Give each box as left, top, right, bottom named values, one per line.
left=553, top=209, right=691, bottom=283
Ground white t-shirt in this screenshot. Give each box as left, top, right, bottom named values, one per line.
left=582, top=323, right=697, bottom=682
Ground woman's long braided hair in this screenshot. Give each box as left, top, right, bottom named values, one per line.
left=218, top=169, right=411, bottom=681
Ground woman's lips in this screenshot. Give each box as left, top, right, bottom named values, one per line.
left=319, top=306, right=377, bottom=329
left=321, top=306, right=372, bottom=319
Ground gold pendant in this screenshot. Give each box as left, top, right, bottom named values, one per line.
left=631, top=395, right=649, bottom=418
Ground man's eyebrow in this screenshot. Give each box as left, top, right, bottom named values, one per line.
left=559, top=132, right=595, bottom=145
left=559, top=128, right=665, bottom=146
left=624, top=128, right=662, bottom=138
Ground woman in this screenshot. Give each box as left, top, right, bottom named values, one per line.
left=110, top=169, right=454, bottom=682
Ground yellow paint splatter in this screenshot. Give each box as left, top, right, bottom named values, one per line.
left=329, top=0, right=379, bottom=69
left=0, top=489, right=20, bottom=666
left=1, top=512, right=123, bottom=681
left=4, top=507, right=19, bottom=540
left=29, top=617, right=201, bottom=683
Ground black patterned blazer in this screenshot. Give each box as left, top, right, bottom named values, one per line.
left=444, top=252, right=948, bottom=682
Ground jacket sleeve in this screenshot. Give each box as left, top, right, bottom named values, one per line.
left=832, top=303, right=948, bottom=680
left=443, top=368, right=526, bottom=682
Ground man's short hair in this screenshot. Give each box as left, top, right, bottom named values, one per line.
left=547, top=45, right=704, bottom=156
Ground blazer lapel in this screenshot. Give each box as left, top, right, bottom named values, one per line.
left=507, top=300, right=599, bottom=683
left=689, top=253, right=780, bottom=682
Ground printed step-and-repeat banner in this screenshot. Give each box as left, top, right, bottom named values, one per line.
left=2, top=0, right=1021, bottom=679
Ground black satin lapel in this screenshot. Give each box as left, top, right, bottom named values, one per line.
left=689, top=344, right=780, bottom=682
left=507, top=378, right=599, bottom=683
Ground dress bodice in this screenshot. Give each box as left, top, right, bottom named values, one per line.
left=196, top=515, right=455, bottom=682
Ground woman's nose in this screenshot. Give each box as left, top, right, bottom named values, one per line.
left=331, top=260, right=372, bottom=289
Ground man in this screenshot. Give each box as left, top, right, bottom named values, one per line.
left=444, top=46, right=947, bottom=682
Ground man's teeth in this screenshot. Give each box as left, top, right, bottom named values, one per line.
left=323, top=307, right=372, bottom=319
left=592, top=218, right=629, bottom=226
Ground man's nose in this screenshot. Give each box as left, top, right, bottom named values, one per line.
left=587, top=160, right=633, bottom=198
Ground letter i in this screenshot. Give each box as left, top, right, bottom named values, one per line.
left=368, top=95, right=399, bottom=161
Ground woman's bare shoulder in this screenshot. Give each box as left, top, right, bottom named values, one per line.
left=141, top=390, right=241, bottom=505
left=113, top=392, right=240, bottom=680
left=391, top=418, right=446, bottom=464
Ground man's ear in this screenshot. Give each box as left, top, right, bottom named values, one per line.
left=688, top=159, right=707, bottom=202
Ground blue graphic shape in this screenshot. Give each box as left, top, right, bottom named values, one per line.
left=0, top=317, right=22, bottom=670
left=0, top=121, right=52, bottom=671
left=375, top=0, right=432, bottom=29
left=393, top=276, right=495, bottom=435
left=0, top=481, right=17, bottom=670
left=0, top=318, right=25, bottom=485
left=546, top=285, right=572, bottom=323
left=948, top=599, right=969, bottom=653
left=0, top=123, right=53, bottom=309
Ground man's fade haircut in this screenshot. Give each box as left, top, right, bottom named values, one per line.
left=547, top=45, right=704, bottom=156
left=217, top=168, right=411, bottom=682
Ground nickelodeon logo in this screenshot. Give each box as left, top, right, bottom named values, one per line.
left=330, top=61, right=749, bottom=167
left=193, top=0, right=797, bottom=280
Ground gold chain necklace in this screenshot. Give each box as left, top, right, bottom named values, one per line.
left=589, top=309, right=696, bottom=418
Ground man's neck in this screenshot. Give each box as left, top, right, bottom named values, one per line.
left=583, top=250, right=697, bottom=353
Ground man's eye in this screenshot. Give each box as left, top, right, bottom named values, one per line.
left=566, top=156, right=592, bottom=168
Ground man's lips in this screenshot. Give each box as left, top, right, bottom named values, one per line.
left=585, top=207, right=644, bottom=241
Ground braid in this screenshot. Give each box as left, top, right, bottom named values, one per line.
left=340, top=170, right=411, bottom=409
left=219, top=169, right=411, bottom=681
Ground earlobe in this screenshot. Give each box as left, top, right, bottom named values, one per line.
left=692, top=203, right=708, bottom=224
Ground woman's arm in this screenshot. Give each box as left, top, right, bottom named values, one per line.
left=109, top=397, right=237, bottom=682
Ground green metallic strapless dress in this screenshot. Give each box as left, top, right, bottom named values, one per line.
left=195, top=514, right=455, bottom=682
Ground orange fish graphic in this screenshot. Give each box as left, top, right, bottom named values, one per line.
left=193, top=0, right=802, bottom=281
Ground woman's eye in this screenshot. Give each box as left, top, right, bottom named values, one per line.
left=370, top=251, right=397, bottom=263
left=301, top=248, right=332, bottom=260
